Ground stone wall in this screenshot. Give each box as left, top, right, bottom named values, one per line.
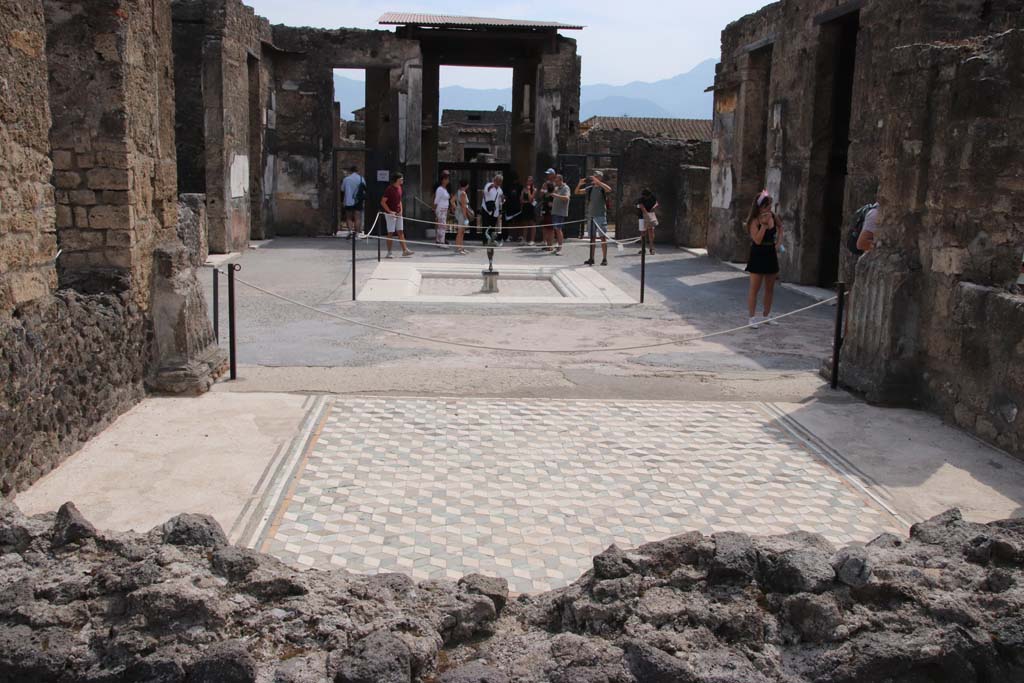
left=0, top=0, right=56, bottom=311
left=171, top=0, right=273, bottom=254
left=2, top=502, right=1023, bottom=681
left=536, top=36, right=581, bottom=175
left=709, top=0, right=1024, bottom=286
left=841, top=30, right=1024, bottom=456
left=46, top=0, right=179, bottom=308
left=268, top=25, right=422, bottom=238
left=0, top=292, right=146, bottom=495
left=616, top=138, right=711, bottom=247
left=0, top=0, right=223, bottom=494
left=171, top=0, right=205, bottom=195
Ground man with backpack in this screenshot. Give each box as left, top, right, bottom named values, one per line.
left=576, top=170, right=612, bottom=266
left=340, top=165, right=367, bottom=239
left=847, top=201, right=880, bottom=256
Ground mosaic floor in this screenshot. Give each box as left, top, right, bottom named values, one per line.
left=251, top=398, right=904, bottom=593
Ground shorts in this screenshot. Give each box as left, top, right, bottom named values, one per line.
left=344, top=203, right=364, bottom=214
left=639, top=216, right=657, bottom=231
left=552, top=215, right=568, bottom=230
left=588, top=216, right=608, bottom=238
left=435, top=209, right=448, bottom=230
left=481, top=212, right=499, bottom=228
left=385, top=214, right=403, bottom=234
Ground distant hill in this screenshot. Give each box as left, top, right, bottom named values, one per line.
left=332, top=59, right=716, bottom=121
left=580, top=96, right=673, bottom=119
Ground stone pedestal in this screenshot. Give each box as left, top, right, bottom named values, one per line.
left=148, top=245, right=227, bottom=394
left=481, top=270, right=500, bottom=293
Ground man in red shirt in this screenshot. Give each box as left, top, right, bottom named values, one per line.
left=380, top=173, right=413, bottom=258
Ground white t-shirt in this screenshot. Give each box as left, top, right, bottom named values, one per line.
left=482, top=183, right=504, bottom=217
left=434, top=185, right=451, bottom=212
left=341, top=173, right=364, bottom=207
left=861, top=206, right=879, bottom=236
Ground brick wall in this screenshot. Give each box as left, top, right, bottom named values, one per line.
left=0, top=0, right=57, bottom=310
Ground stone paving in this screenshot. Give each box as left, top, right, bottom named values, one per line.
left=255, top=397, right=904, bottom=593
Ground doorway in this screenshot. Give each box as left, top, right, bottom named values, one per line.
left=809, top=11, right=860, bottom=287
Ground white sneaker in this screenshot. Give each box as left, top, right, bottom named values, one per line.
left=553, top=249, right=562, bottom=256
left=764, top=314, right=779, bottom=325
left=401, top=251, right=414, bottom=258
left=527, top=241, right=535, bottom=246
left=749, top=316, right=761, bottom=329
left=385, top=252, right=394, bottom=259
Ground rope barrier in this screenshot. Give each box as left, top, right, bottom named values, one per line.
left=365, top=213, right=641, bottom=252
left=214, top=266, right=836, bottom=354
left=392, top=211, right=590, bottom=231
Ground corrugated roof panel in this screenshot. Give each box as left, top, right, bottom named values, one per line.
left=378, top=13, right=584, bottom=30
left=581, top=117, right=713, bottom=142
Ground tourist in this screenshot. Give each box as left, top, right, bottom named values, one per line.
left=855, top=202, right=880, bottom=253
left=454, top=178, right=474, bottom=255
left=636, top=188, right=658, bottom=255
left=745, top=190, right=781, bottom=328
left=521, top=176, right=537, bottom=245
left=503, top=175, right=523, bottom=242
left=380, top=173, right=413, bottom=258
left=576, top=170, right=611, bottom=266
left=539, top=180, right=555, bottom=251
left=481, top=174, right=504, bottom=240
left=340, top=165, right=365, bottom=239
left=551, top=174, right=570, bottom=256
left=433, top=171, right=452, bottom=247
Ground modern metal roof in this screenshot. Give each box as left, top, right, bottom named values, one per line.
left=378, top=13, right=584, bottom=31
left=580, top=117, right=714, bottom=142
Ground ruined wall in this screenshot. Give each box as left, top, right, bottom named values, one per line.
left=616, top=138, right=711, bottom=248
left=842, top=30, right=1024, bottom=456
left=46, top=0, right=179, bottom=306
left=268, top=26, right=421, bottom=237
left=177, top=0, right=272, bottom=253
left=1, top=0, right=222, bottom=494
left=711, top=0, right=1024, bottom=283
left=0, top=0, right=146, bottom=495
left=0, top=0, right=56, bottom=310
left=536, top=36, right=580, bottom=176
left=171, top=0, right=205, bottom=194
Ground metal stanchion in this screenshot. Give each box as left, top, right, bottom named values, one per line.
left=352, top=226, right=357, bottom=302
left=377, top=222, right=381, bottom=262
left=228, top=263, right=239, bottom=381
left=588, top=218, right=596, bottom=264
left=831, top=282, right=847, bottom=390
left=212, top=267, right=219, bottom=343
left=640, top=232, right=647, bottom=304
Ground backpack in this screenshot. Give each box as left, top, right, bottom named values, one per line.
left=846, top=203, right=878, bottom=255
left=354, top=179, right=366, bottom=205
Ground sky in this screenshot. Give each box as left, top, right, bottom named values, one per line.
left=246, top=0, right=770, bottom=88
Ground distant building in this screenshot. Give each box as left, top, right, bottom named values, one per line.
left=576, top=116, right=712, bottom=158
left=438, top=107, right=512, bottom=163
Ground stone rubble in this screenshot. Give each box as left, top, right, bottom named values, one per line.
left=0, top=500, right=1022, bottom=682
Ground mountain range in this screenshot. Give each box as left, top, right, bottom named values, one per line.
left=333, top=59, right=716, bottom=121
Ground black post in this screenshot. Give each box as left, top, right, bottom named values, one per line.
left=588, top=219, right=596, bottom=264
left=352, top=225, right=357, bottom=301
left=377, top=223, right=381, bottom=262
left=831, top=283, right=847, bottom=390
left=212, top=267, right=219, bottom=343
left=228, top=263, right=239, bottom=381
left=640, top=233, right=647, bottom=304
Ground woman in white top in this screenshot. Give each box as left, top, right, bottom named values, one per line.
left=453, top=178, right=474, bottom=255
left=434, top=171, right=453, bottom=246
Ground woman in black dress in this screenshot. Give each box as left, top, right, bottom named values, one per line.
left=745, top=191, right=782, bottom=328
